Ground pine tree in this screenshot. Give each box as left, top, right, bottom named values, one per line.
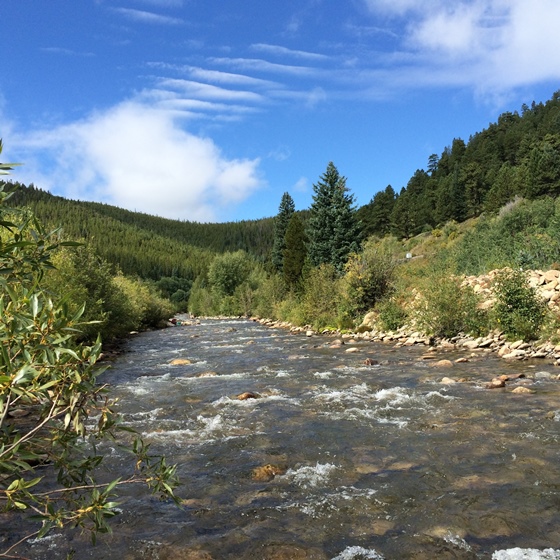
left=283, top=213, right=307, bottom=287
left=271, top=192, right=295, bottom=271
left=307, top=162, right=362, bottom=271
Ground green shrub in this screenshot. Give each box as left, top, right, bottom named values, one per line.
left=492, top=269, right=547, bottom=341
left=414, top=274, right=487, bottom=338
left=342, top=240, right=397, bottom=316
left=300, top=263, right=341, bottom=329
left=376, top=298, right=408, bottom=332
left=0, top=178, right=178, bottom=554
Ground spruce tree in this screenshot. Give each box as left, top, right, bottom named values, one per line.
left=283, top=213, right=307, bottom=287
left=307, top=162, right=361, bottom=272
left=271, top=192, right=295, bottom=271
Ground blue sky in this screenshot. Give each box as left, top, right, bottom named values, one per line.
left=2, top=1, right=560, bottom=222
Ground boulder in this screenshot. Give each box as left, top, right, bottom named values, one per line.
left=486, top=377, right=506, bottom=389
left=170, top=358, right=192, bottom=365
left=236, top=391, right=260, bottom=400
left=511, top=386, right=533, bottom=394
left=440, top=377, right=456, bottom=384
left=251, top=464, right=286, bottom=482
left=432, top=359, right=454, bottom=368
left=363, top=358, right=379, bottom=366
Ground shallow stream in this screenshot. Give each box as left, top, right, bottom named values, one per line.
left=12, top=319, right=560, bottom=559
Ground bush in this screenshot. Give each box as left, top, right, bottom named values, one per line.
left=342, top=240, right=397, bottom=317
left=0, top=180, right=178, bottom=554
left=492, top=269, right=547, bottom=340
left=300, top=263, right=342, bottom=329
left=376, top=298, right=408, bottom=332
left=414, top=274, right=487, bottom=338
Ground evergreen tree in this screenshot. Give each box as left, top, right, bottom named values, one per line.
left=282, top=213, right=307, bottom=287
left=271, top=192, right=295, bottom=271
left=307, top=162, right=362, bottom=271
left=358, top=185, right=395, bottom=237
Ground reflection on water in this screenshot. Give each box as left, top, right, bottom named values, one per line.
left=9, top=319, right=560, bottom=559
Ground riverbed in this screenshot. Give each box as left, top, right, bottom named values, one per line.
left=14, top=319, right=560, bottom=559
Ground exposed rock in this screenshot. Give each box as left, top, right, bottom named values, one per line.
left=535, top=371, right=554, bottom=379
left=486, top=377, right=506, bottom=389
left=455, top=357, right=469, bottom=363
left=502, top=350, right=526, bottom=360
left=236, top=391, right=260, bottom=400
left=363, top=358, right=379, bottom=366
left=345, top=347, right=359, bottom=353
left=511, top=386, right=533, bottom=394
left=170, top=358, right=192, bottom=365
left=251, top=463, right=286, bottom=482
left=306, top=330, right=314, bottom=337
left=432, top=359, right=454, bottom=368
left=440, top=377, right=456, bottom=384
left=197, top=371, right=218, bottom=378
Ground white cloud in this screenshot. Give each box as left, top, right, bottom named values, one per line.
left=361, top=0, right=560, bottom=97
left=292, top=177, right=309, bottom=193
left=12, top=102, right=263, bottom=222
left=157, top=79, right=265, bottom=103
left=113, top=7, right=184, bottom=25
left=250, top=43, right=329, bottom=61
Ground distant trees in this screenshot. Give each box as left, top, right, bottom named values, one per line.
left=272, top=192, right=295, bottom=271
left=358, top=89, right=560, bottom=240
left=306, top=162, right=362, bottom=271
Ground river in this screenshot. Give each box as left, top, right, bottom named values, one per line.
left=13, top=319, right=560, bottom=559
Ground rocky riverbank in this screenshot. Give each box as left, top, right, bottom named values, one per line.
left=253, top=269, right=560, bottom=368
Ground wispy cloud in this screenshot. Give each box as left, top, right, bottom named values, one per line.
left=156, top=78, right=265, bottom=103
left=113, top=7, right=184, bottom=25
left=209, top=57, right=318, bottom=77
left=250, top=43, right=330, bottom=61
left=40, top=47, right=95, bottom=57
left=134, top=0, right=184, bottom=7
left=11, top=101, right=263, bottom=221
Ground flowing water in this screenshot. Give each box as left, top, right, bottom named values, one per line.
left=10, top=319, right=560, bottom=559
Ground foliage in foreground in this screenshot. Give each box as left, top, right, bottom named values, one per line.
left=0, top=180, right=179, bottom=555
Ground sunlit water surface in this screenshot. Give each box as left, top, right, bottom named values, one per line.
left=11, top=320, right=560, bottom=559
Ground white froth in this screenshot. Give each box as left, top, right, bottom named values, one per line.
left=284, top=462, right=338, bottom=488
left=331, top=546, right=384, bottom=559
left=492, top=549, right=560, bottom=560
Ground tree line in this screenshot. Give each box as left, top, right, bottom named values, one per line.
left=357, top=90, right=560, bottom=238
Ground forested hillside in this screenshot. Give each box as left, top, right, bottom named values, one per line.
left=7, top=183, right=275, bottom=278
left=358, top=90, right=560, bottom=238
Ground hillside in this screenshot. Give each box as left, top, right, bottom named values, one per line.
left=7, top=183, right=275, bottom=280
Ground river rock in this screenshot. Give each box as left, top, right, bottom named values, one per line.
left=346, top=347, right=359, bottom=353
left=486, top=377, right=506, bottom=389
left=251, top=464, right=286, bottom=482
left=197, top=371, right=218, bottom=377
left=440, top=377, right=456, bottom=384
left=170, top=358, right=192, bottom=365
left=535, top=371, right=554, bottom=379
left=363, top=358, right=379, bottom=366
left=237, top=391, right=260, bottom=400
left=502, top=350, right=526, bottom=360
left=511, top=386, right=533, bottom=394
left=432, top=359, right=453, bottom=368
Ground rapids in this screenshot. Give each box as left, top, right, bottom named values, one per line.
left=9, top=319, right=560, bottom=559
